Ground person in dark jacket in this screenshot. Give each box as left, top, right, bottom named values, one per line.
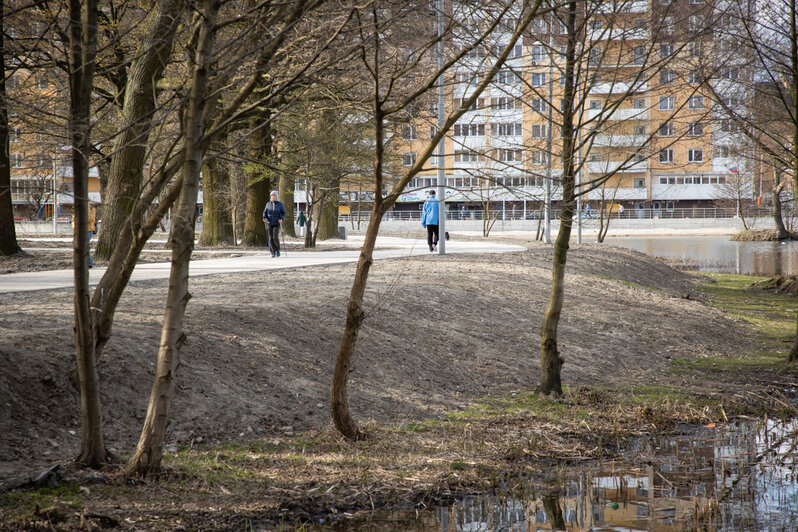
left=262, top=190, right=286, bottom=257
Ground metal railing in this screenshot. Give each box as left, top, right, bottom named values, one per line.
left=340, top=207, right=772, bottom=223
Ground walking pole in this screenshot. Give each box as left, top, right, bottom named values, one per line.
left=280, top=223, right=287, bottom=257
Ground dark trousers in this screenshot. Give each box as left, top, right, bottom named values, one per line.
left=426, top=224, right=439, bottom=250
left=267, top=224, right=281, bottom=254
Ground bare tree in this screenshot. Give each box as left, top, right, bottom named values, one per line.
left=0, top=0, right=21, bottom=256
left=330, top=0, right=544, bottom=440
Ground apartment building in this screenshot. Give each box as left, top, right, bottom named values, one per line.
left=397, top=0, right=753, bottom=218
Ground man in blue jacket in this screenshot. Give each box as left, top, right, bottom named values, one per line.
left=262, top=190, right=286, bottom=257
left=421, top=189, right=439, bottom=252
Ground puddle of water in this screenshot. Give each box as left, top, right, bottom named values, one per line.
left=309, top=419, right=798, bottom=531
left=605, top=236, right=798, bottom=277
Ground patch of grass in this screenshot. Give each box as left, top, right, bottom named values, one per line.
left=0, top=484, right=83, bottom=514
left=696, top=273, right=797, bottom=371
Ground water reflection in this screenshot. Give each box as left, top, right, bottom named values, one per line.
left=313, top=419, right=798, bottom=531
left=604, top=236, right=798, bottom=277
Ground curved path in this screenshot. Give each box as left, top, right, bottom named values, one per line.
left=0, top=236, right=525, bottom=293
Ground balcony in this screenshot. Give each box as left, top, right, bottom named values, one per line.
left=588, top=81, right=647, bottom=95
left=593, top=134, right=647, bottom=147
left=587, top=159, right=648, bottom=174
left=589, top=28, right=648, bottom=41
left=597, top=0, right=648, bottom=14
left=587, top=107, right=648, bottom=121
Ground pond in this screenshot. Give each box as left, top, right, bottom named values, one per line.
left=310, top=419, right=798, bottom=531
left=605, top=236, right=798, bottom=277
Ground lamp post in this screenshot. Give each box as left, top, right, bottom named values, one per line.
left=436, top=0, right=446, bottom=254
left=52, top=156, right=58, bottom=234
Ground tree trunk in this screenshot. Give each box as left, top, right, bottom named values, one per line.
left=538, top=0, right=577, bottom=397
left=95, top=0, right=182, bottom=261
left=0, top=6, right=21, bottom=257
left=318, top=186, right=338, bottom=239
left=241, top=111, right=271, bottom=247
left=331, top=200, right=381, bottom=440
left=279, top=173, right=295, bottom=237
left=773, top=180, right=790, bottom=240
left=198, top=144, right=235, bottom=246
left=125, top=0, right=218, bottom=477
left=69, top=0, right=106, bottom=467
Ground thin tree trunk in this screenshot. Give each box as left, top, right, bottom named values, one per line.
left=0, top=4, right=21, bottom=257
left=279, top=172, right=296, bottom=237
left=773, top=180, right=790, bottom=240
left=125, top=0, right=218, bottom=476
left=538, top=0, right=577, bottom=396
left=331, top=200, right=381, bottom=440
left=69, top=0, right=106, bottom=467
left=789, top=0, right=798, bottom=364
left=95, top=0, right=183, bottom=260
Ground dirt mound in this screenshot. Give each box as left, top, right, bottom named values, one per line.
left=753, top=275, right=798, bottom=295
left=0, top=241, right=754, bottom=479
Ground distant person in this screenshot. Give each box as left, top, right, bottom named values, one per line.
left=584, top=203, right=591, bottom=219
left=262, top=190, right=286, bottom=257
left=72, top=203, right=96, bottom=268
left=618, top=204, right=624, bottom=218
left=421, top=189, right=440, bottom=252
left=460, top=205, right=466, bottom=220
left=297, top=210, right=307, bottom=237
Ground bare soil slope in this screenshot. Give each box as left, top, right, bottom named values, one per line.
left=0, top=239, right=755, bottom=479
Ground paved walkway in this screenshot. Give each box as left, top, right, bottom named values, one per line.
left=0, top=236, right=525, bottom=293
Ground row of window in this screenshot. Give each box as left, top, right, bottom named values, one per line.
left=658, top=148, right=705, bottom=163
left=407, top=175, right=546, bottom=189
left=658, top=176, right=728, bottom=185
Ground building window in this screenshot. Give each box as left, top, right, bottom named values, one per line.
left=531, top=45, right=546, bottom=63
left=530, top=124, right=547, bottom=138
left=498, top=149, right=523, bottom=162
left=429, top=125, right=437, bottom=139
left=688, top=95, right=704, bottom=109
left=9, top=128, right=20, bottom=142
left=659, top=69, right=674, bottom=84
left=37, top=155, right=52, bottom=167
left=589, top=99, right=602, bottom=110
left=688, top=122, right=703, bottom=136
left=457, top=98, right=484, bottom=111
left=7, top=76, right=18, bottom=90
left=634, top=98, right=646, bottom=109
left=10, top=153, right=22, bottom=168
left=662, top=17, right=674, bottom=35
left=509, top=44, right=523, bottom=59
left=688, top=41, right=702, bottom=57
left=453, top=123, right=485, bottom=136
left=634, top=178, right=646, bottom=188
left=530, top=98, right=547, bottom=113
left=496, top=70, right=521, bottom=85
left=658, top=122, right=674, bottom=136
left=688, top=148, right=703, bottom=162
left=401, top=125, right=416, bottom=140
left=490, top=123, right=522, bottom=136
left=659, top=149, right=673, bottom=163
left=633, top=46, right=645, bottom=65
left=634, top=125, right=646, bottom=136
left=531, top=73, right=546, bottom=86
left=402, top=152, right=416, bottom=166
left=659, top=96, right=674, bottom=110
left=688, top=15, right=705, bottom=32
left=529, top=150, right=546, bottom=164
left=454, top=150, right=481, bottom=163
left=720, top=119, right=739, bottom=133
left=688, top=70, right=703, bottom=84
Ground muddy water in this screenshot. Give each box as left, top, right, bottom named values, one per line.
left=313, top=419, right=798, bottom=531
left=604, top=236, right=798, bottom=277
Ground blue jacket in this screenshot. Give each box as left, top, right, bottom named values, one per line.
left=421, top=197, right=439, bottom=227
left=263, top=200, right=286, bottom=227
